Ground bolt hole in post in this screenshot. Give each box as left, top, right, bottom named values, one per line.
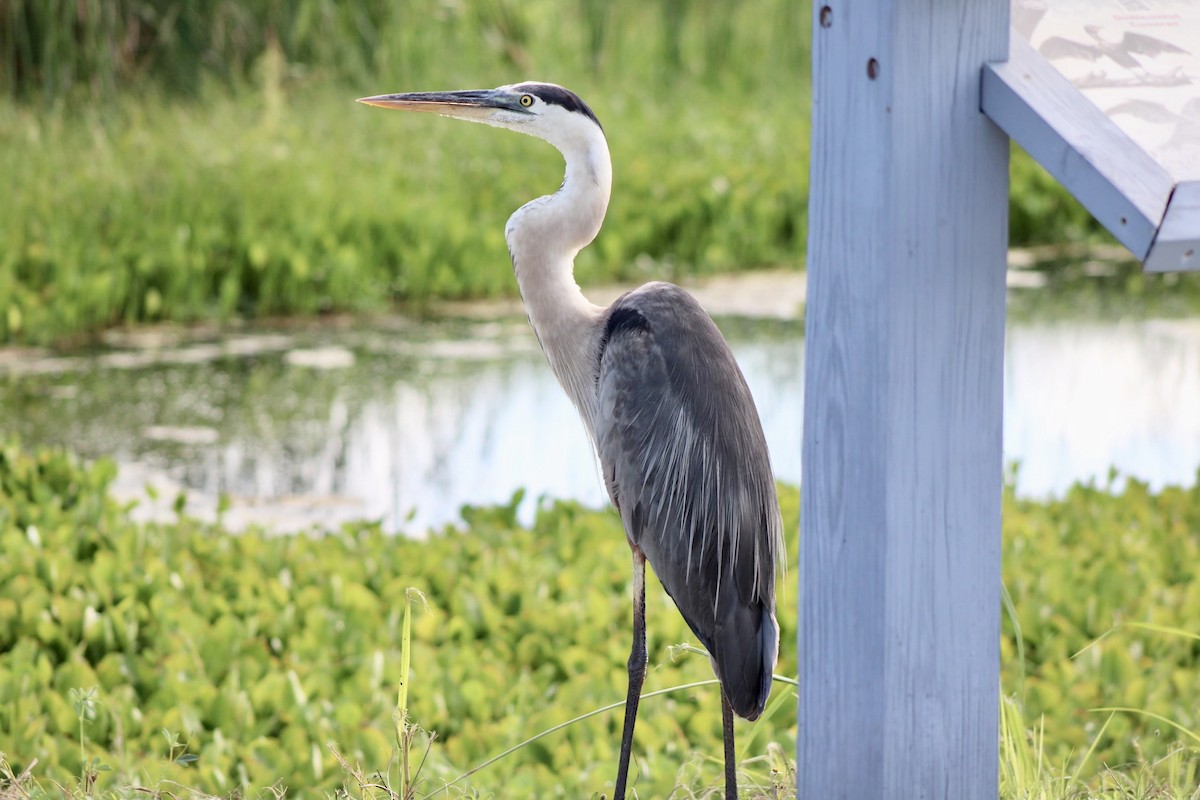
left=867, top=58, right=880, bottom=79
left=819, top=6, right=832, bottom=28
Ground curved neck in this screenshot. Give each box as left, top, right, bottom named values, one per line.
left=505, top=126, right=612, bottom=428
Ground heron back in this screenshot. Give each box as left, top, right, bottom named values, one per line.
left=595, top=282, right=782, bottom=719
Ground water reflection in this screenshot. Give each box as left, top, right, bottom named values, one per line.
left=1004, top=319, right=1200, bottom=496
left=2, top=316, right=1198, bottom=533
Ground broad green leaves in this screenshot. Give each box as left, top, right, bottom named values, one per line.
left=2, top=441, right=1199, bottom=795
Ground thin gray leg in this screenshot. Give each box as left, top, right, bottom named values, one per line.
left=722, top=688, right=738, bottom=800
left=613, top=548, right=647, bottom=800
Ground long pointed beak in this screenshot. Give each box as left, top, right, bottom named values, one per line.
left=356, top=89, right=524, bottom=122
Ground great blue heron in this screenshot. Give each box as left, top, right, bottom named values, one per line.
left=358, top=82, right=782, bottom=800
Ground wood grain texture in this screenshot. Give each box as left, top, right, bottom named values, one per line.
left=981, top=35, right=1174, bottom=260
left=799, top=1, right=1008, bottom=796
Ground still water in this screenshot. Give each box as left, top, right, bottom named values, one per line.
left=3, top=313, right=1200, bottom=533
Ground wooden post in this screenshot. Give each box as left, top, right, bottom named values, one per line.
left=799, top=1, right=1009, bottom=797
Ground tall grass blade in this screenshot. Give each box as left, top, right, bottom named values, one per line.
left=421, top=679, right=721, bottom=799
left=1002, top=581, right=1027, bottom=698
left=1092, top=708, right=1200, bottom=747
left=1124, top=622, right=1200, bottom=643
left=396, top=587, right=428, bottom=799
left=1075, top=620, right=1200, bottom=661
left=398, top=590, right=412, bottom=730
left=1069, top=711, right=1115, bottom=789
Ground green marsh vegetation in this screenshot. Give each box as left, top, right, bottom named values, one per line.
left=1, top=442, right=1200, bottom=797
left=1, top=0, right=812, bottom=345
left=4, top=2, right=1200, bottom=796
left=6, top=0, right=1191, bottom=347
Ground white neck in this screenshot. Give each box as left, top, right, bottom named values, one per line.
left=504, top=122, right=613, bottom=432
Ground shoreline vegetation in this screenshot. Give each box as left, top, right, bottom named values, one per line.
left=1, top=442, right=1199, bottom=797
left=0, top=0, right=1129, bottom=348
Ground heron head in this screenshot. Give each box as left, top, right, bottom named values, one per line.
left=357, top=82, right=604, bottom=150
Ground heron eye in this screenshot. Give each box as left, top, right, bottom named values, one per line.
left=519, top=94, right=534, bottom=107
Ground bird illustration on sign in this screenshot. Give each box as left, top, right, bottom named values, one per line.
left=1039, top=24, right=1190, bottom=87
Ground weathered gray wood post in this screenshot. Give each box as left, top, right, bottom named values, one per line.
left=799, top=1, right=1009, bottom=796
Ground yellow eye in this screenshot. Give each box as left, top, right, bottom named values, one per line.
left=519, top=94, right=534, bottom=107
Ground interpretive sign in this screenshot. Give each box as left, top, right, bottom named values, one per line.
left=984, top=0, right=1200, bottom=270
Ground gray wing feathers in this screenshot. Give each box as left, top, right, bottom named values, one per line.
left=596, top=282, right=781, bottom=719
left=1122, top=31, right=1188, bottom=56
left=1039, top=36, right=1101, bottom=61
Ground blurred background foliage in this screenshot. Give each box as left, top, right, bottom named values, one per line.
left=0, top=0, right=808, bottom=98
left=0, top=0, right=1104, bottom=346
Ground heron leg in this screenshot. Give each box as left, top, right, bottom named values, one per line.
left=613, top=547, right=647, bottom=800
left=722, top=688, right=738, bottom=800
